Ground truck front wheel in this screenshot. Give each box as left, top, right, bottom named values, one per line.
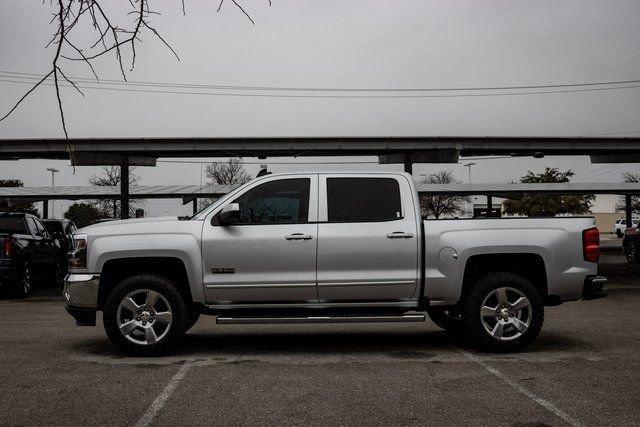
left=460, top=272, right=544, bottom=353
left=103, top=275, right=189, bottom=356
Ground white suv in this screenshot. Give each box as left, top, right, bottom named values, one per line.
left=614, top=218, right=639, bottom=237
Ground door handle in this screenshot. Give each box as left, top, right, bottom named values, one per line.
left=387, top=232, right=414, bottom=239
left=285, top=233, right=313, bottom=241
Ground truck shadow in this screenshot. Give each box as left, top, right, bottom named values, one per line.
left=71, top=328, right=594, bottom=362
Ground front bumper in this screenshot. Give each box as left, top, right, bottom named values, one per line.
left=63, top=273, right=100, bottom=326
left=582, top=275, right=607, bottom=300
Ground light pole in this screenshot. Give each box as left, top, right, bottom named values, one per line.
left=463, top=162, right=476, bottom=184
left=46, top=168, right=59, bottom=218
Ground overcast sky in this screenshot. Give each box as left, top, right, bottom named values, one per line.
left=0, top=0, right=639, bottom=189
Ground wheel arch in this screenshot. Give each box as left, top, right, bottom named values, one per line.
left=461, top=253, right=548, bottom=301
left=97, top=257, right=192, bottom=310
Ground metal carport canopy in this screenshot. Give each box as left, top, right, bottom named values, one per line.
left=1, top=136, right=640, bottom=161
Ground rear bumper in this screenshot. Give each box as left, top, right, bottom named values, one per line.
left=582, top=275, right=607, bottom=300
left=63, top=273, right=100, bottom=326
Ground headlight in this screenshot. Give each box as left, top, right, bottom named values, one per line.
left=68, top=234, right=88, bottom=270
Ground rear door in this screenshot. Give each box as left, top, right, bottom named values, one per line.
left=316, top=174, right=420, bottom=303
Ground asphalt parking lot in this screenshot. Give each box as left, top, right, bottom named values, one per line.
left=1, top=237, right=639, bottom=426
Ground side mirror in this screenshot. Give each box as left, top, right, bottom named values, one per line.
left=217, top=203, right=241, bottom=226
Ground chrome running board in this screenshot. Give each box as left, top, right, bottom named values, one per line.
left=216, top=314, right=425, bottom=325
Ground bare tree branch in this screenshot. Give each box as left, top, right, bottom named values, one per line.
left=0, top=0, right=272, bottom=161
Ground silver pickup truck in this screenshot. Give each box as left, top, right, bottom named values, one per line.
left=63, top=172, right=607, bottom=355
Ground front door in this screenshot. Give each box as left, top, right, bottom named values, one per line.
left=202, top=175, right=318, bottom=304
left=316, top=175, right=419, bottom=303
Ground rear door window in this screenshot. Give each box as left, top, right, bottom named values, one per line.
left=326, top=177, right=402, bottom=222
left=0, top=218, right=28, bottom=234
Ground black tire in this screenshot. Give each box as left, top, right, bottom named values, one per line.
left=103, top=275, right=189, bottom=356
left=460, top=272, right=544, bottom=353
left=54, top=258, right=64, bottom=292
left=617, top=230, right=624, bottom=238
left=625, top=241, right=640, bottom=264
left=15, top=262, right=32, bottom=298
left=427, top=307, right=463, bottom=334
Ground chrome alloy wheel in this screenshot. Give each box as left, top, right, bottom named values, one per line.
left=480, top=287, right=532, bottom=341
left=116, top=289, right=173, bottom=345
left=22, top=265, right=32, bottom=295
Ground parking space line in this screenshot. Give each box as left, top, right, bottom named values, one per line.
left=456, top=348, right=583, bottom=427
left=134, top=361, right=192, bottom=427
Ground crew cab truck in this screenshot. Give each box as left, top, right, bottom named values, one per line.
left=63, top=172, right=607, bottom=355
left=1, top=212, right=63, bottom=297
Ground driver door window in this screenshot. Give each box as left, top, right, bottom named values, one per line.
left=231, top=178, right=310, bottom=225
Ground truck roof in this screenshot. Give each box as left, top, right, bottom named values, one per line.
left=0, top=212, right=38, bottom=219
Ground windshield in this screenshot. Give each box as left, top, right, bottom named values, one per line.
left=0, top=218, right=28, bottom=234
left=190, top=180, right=255, bottom=220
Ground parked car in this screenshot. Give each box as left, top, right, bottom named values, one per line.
left=63, top=172, right=607, bottom=355
left=1, top=212, right=63, bottom=297
left=43, top=219, right=77, bottom=255
left=622, top=226, right=640, bottom=264
left=614, top=218, right=639, bottom=237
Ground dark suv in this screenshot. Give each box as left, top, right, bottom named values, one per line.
left=0, top=213, right=63, bottom=297
left=43, top=219, right=77, bottom=255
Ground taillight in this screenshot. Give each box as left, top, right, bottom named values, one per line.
left=3, top=238, right=12, bottom=258
left=583, top=227, right=600, bottom=263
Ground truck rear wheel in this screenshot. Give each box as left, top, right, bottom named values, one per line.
left=103, top=275, right=189, bottom=356
left=15, top=262, right=32, bottom=298
left=460, top=272, right=544, bottom=353
left=625, top=241, right=640, bottom=264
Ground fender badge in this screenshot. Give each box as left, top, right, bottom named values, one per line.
left=211, top=267, right=236, bottom=274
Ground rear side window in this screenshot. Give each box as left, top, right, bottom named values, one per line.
left=26, top=218, right=38, bottom=235
left=327, top=177, right=402, bottom=222
left=44, top=222, right=64, bottom=237
left=0, top=218, right=27, bottom=234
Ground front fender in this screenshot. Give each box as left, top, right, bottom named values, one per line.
left=88, top=233, right=205, bottom=304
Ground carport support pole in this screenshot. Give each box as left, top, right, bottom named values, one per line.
left=625, top=194, right=632, bottom=228
left=403, top=153, right=412, bottom=174
left=42, top=200, right=49, bottom=219
left=193, top=199, right=198, bottom=215
left=121, top=156, right=130, bottom=220
left=487, top=195, right=493, bottom=217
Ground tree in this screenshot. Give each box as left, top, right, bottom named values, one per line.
left=89, top=166, right=142, bottom=218
left=64, top=202, right=104, bottom=228
left=503, top=167, right=594, bottom=217
left=0, top=1, right=268, bottom=147
left=615, top=172, right=640, bottom=214
left=419, top=170, right=468, bottom=219
left=199, top=158, right=251, bottom=210
left=205, top=158, right=251, bottom=186
left=0, top=179, right=39, bottom=216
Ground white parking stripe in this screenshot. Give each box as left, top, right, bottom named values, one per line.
left=457, top=349, right=583, bottom=427
left=134, top=361, right=192, bottom=427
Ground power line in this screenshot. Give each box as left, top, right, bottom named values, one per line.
left=2, top=77, right=640, bottom=99
left=2, top=69, right=640, bottom=92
